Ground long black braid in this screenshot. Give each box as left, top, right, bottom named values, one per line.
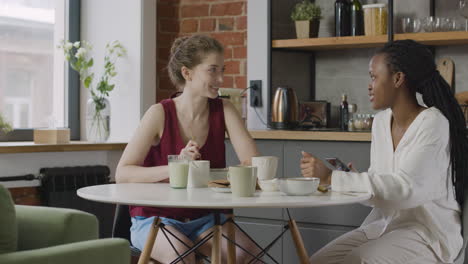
left=377, top=39, right=468, bottom=207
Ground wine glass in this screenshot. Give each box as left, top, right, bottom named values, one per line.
left=458, top=0, right=468, bottom=30
left=460, top=0, right=468, bottom=18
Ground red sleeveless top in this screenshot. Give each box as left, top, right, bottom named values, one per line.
left=129, top=98, right=228, bottom=219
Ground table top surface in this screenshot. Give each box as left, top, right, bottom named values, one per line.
left=77, top=183, right=371, bottom=209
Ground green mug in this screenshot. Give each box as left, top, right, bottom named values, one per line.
left=228, top=166, right=257, bottom=197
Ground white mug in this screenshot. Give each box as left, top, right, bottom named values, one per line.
left=187, top=160, right=210, bottom=188
left=252, top=156, right=278, bottom=181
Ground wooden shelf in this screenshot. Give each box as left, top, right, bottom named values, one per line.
left=247, top=130, right=371, bottom=142
left=0, top=141, right=127, bottom=154
left=272, top=31, right=468, bottom=51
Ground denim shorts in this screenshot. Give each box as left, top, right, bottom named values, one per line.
left=130, top=213, right=227, bottom=251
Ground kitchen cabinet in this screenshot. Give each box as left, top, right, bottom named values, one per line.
left=225, top=139, right=372, bottom=261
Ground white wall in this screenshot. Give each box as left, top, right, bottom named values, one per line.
left=81, top=0, right=156, bottom=142
left=0, top=0, right=156, bottom=188
left=247, top=0, right=269, bottom=130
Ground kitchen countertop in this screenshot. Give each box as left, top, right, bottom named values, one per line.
left=246, top=129, right=371, bottom=142
left=0, top=130, right=371, bottom=154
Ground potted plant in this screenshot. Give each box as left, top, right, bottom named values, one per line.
left=291, top=0, right=322, bottom=38
left=58, top=40, right=126, bottom=142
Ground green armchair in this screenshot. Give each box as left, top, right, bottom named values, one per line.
left=0, top=185, right=130, bottom=264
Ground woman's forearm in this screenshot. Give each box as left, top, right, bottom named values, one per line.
left=116, top=165, right=169, bottom=183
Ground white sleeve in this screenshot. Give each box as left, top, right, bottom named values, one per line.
left=332, top=116, right=449, bottom=210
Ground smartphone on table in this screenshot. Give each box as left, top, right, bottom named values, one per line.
left=325, top=157, right=351, bottom=172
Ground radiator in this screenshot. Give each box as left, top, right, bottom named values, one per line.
left=40, top=165, right=115, bottom=238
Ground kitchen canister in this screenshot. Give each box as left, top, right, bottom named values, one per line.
left=363, top=3, right=388, bottom=36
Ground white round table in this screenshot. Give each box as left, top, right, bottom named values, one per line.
left=78, top=183, right=371, bottom=264
left=77, top=183, right=370, bottom=209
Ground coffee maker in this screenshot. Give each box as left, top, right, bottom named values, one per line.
left=270, top=86, right=299, bottom=129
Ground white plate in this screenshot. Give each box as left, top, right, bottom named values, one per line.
left=210, top=187, right=231, bottom=193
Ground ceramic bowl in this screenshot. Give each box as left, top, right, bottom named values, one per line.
left=258, top=178, right=279, bottom=192
left=280, top=177, right=319, bottom=196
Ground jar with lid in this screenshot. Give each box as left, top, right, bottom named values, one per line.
left=347, top=104, right=357, bottom=131
left=353, top=114, right=364, bottom=130
left=363, top=114, right=373, bottom=130
left=363, top=3, right=388, bottom=36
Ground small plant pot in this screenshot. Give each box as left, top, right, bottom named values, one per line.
left=295, top=19, right=320, bottom=38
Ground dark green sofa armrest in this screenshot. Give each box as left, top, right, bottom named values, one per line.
left=0, top=238, right=130, bottom=264
left=15, top=205, right=99, bottom=250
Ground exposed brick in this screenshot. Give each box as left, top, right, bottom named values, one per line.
left=181, top=19, right=198, bottom=33
left=218, top=18, right=234, bottom=31
left=210, top=2, right=244, bottom=16
left=239, top=59, right=246, bottom=75
left=157, top=62, right=168, bottom=76
left=158, top=47, right=171, bottom=61
left=212, top=32, right=245, bottom=46
left=233, top=46, right=246, bottom=59
left=235, top=76, right=247, bottom=89
left=224, top=60, right=240, bottom=75
left=236, top=16, right=247, bottom=30
left=160, top=19, right=179, bottom=33
left=158, top=33, right=178, bottom=49
left=223, top=47, right=232, bottom=59
left=159, top=75, right=177, bottom=91
left=222, top=76, right=234, bottom=88
left=180, top=0, right=218, bottom=4
left=157, top=3, right=178, bottom=19
left=200, top=18, right=216, bottom=32
left=181, top=4, right=209, bottom=18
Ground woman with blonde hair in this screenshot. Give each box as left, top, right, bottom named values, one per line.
left=116, top=34, right=260, bottom=263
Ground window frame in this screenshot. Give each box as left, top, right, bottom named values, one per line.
left=1, top=0, right=81, bottom=141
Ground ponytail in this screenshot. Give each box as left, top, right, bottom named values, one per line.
left=378, top=40, right=468, bottom=207
left=419, top=71, right=468, bottom=207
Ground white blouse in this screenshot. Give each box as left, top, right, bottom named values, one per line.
left=332, top=107, right=462, bottom=263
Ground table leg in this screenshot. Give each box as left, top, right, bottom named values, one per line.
left=138, top=217, right=161, bottom=264
left=289, top=219, right=309, bottom=264
left=226, top=215, right=237, bottom=264
left=211, top=213, right=222, bottom=264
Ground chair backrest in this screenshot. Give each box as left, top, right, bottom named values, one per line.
left=112, top=204, right=131, bottom=241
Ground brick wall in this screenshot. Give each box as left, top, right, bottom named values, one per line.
left=156, top=0, right=247, bottom=102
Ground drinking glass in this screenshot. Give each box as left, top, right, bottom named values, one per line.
left=401, top=17, right=421, bottom=33
left=459, top=0, right=468, bottom=19
left=422, top=16, right=436, bottom=32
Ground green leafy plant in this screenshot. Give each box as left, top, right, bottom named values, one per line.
left=0, top=113, right=12, bottom=134
left=291, top=0, right=322, bottom=21
left=58, top=40, right=126, bottom=114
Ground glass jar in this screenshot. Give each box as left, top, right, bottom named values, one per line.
left=353, top=114, right=364, bottom=130
left=363, top=3, right=388, bottom=36
left=363, top=114, right=373, bottom=130
left=86, top=97, right=110, bottom=142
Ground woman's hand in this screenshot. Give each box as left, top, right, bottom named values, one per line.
left=300, top=151, right=332, bottom=185
left=180, top=140, right=201, bottom=160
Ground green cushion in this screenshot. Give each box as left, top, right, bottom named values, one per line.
left=0, top=184, right=17, bottom=254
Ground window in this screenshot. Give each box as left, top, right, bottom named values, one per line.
left=0, top=0, right=79, bottom=140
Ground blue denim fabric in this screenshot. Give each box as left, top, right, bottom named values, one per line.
left=130, top=213, right=227, bottom=250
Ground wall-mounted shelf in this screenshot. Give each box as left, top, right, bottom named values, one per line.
left=272, top=31, right=468, bottom=51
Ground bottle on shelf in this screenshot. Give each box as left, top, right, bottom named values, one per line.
left=350, top=0, right=364, bottom=36
left=335, top=0, right=351, bottom=37
left=340, top=94, right=349, bottom=131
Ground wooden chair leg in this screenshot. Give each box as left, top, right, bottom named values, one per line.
left=226, top=215, right=237, bottom=264
left=211, top=224, right=222, bottom=264
left=289, top=219, right=309, bottom=264
left=138, top=217, right=161, bottom=264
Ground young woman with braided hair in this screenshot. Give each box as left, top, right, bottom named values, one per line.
left=301, top=39, right=468, bottom=263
